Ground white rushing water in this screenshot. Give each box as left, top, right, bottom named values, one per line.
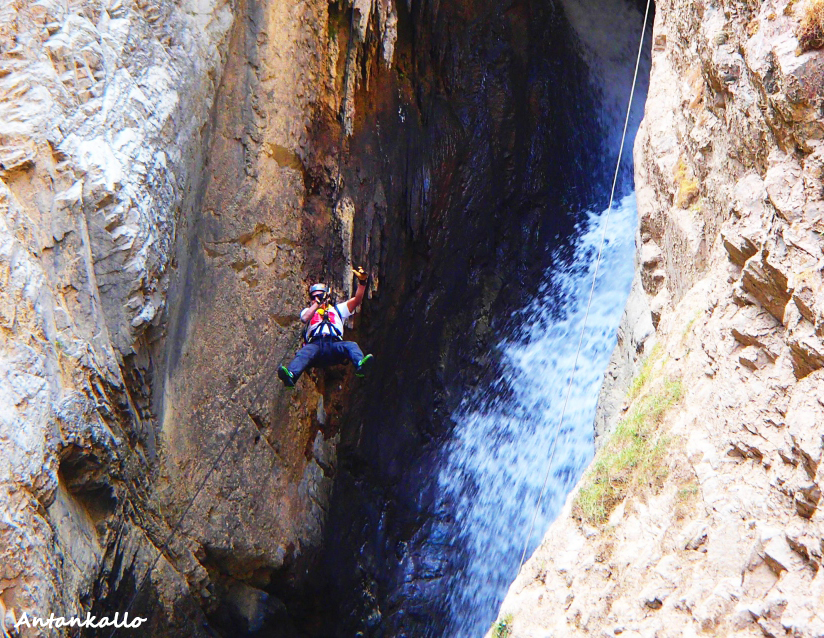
left=439, top=193, right=638, bottom=636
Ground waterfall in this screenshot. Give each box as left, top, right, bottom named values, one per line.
left=438, top=194, right=638, bottom=636
left=302, top=1, right=654, bottom=634
left=433, top=1, right=652, bottom=633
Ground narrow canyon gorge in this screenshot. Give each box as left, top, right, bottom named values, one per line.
left=1, top=0, right=822, bottom=637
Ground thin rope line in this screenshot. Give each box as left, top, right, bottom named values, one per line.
left=107, top=7, right=362, bottom=633
left=518, top=0, right=652, bottom=572
left=106, top=327, right=303, bottom=637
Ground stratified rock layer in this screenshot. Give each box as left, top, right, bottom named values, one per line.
left=0, top=0, right=232, bottom=632
left=0, top=0, right=399, bottom=633
left=497, top=0, right=824, bottom=636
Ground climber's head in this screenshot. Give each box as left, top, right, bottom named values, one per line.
left=309, top=283, right=328, bottom=303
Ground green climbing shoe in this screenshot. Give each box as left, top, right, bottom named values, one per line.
left=355, top=354, right=374, bottom=378
left=278, top=365, right=296, bottom=388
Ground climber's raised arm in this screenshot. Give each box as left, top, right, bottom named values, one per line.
left=346, top=268, right=369, bottom=314
left=300, top=286, right=325, bottom=322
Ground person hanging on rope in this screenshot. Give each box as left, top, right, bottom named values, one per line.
left=278, top=267, right=374, bottom=388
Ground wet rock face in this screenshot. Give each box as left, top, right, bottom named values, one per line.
left=302, top=2, right=613, bottom=635
left=498, top=0, right=824, bottom=636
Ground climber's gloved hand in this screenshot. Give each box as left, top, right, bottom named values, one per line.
left=352, top=267, right=368, bottom=284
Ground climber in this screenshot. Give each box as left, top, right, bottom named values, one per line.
left=277, top=267, right=374, bottom=388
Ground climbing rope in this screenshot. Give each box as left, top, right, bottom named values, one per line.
left=105, top=7, right=366, bottom=632
left=105, top=327, right=305, bottom=638
left=517, top=0, right=653, bottom=571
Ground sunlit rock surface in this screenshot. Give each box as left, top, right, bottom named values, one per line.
left=0, top=0, right=410, bottom=634
left=0, top=0, right=233, bottom=630
left=496, top=0, right=824, bottom=635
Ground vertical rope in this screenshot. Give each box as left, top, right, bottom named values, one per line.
left=104, top=329, right=303, bottom=638
left=517, top=0, right=653, bottom=572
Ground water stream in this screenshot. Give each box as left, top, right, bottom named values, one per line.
left=439, top=194, right=638, bottom=636
left=434, top=0, right=652, bottom=633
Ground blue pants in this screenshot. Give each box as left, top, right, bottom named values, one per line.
left=286, top=339, right=364, bottom=379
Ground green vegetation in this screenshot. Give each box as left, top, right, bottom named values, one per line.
left=574, top=378, right=683, bottom=526
left=627, top=343, right=663, bottom=402
left=799, top=0, right=824, bottom=50
left=674, top=478, right=701, bottom=520
left=677, top=481, right=700, bottom=503
left=680, top=309, right=703, bottom=343
left=491, top=614, right=513, bottom=638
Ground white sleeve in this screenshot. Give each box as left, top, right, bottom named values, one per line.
left=300, top=307, right=313, bottom=323
left=336, top=302, right=352, bottom=320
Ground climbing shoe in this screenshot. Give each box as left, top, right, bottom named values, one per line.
left=278, top=365, right=296, bottom=388
left=355, top=354, right=374, bottom=378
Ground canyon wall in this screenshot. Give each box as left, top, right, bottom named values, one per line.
left=0, top=0, right=402, bottom=634
left=1, top=0, right=608, bottom=635
left=15, top=0, right=816, bottom=635
left=0, top=0, right=234, bottom=632
left=495, top=0, right=824, bottom=636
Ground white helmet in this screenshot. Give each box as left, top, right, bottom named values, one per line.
left=309, top=283, right=328, bottom=301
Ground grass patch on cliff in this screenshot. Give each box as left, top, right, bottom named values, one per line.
left=574, top=378, right=683, bottom=526
left=674, top=158, right=699, bottom=209
left=799, top=0, right=824, bottom=50
left=627, top=343, right=663, bottom=402
left=677, top=481, right=700, bottom=502
left=491, top=614, right=513, bottom=638
left=673, top=477, right=702, bottom=521
left=681, top=309, right=704, bottom=344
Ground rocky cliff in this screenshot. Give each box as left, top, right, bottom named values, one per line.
left=15, top=0, right=823, bottom=635
left=0, top=0, right=234, bottom=632
left=1, top=0, right=619, bottom=635
left=495, top=0, right=824, bottom=636
left=0, top=0, right=400, bottom=634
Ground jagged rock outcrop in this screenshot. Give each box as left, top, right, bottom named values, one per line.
left=496, top=0, right=824, bottom=636
left=0, top=0, right=402, bottom=634
left=0, top=0, right=233, bottom=631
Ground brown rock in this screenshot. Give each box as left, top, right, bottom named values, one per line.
left=765, top=150, right=805, bottom=222
left=793, top=483, right=821, bottom=519
left=722, top=224, right=759, bottom=268
left=738, top=345, right=764, bottom=371
left=730, top=306, right=782, bottom=360
left=786, top=304, right=824, bottom=377
left=740, top=249, right=792, bottom=322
